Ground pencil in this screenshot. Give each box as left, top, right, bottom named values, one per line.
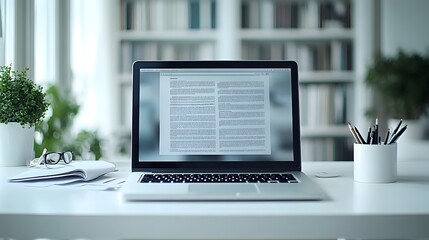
left=348, top=122, right=361, bottom=144
left=354, top=126, right=366, bottom=144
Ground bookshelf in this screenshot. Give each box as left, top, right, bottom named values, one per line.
left=110, top=0, right=355, bottom=161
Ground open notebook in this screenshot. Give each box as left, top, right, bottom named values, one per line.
left=10, top=161, right=115, bottom=183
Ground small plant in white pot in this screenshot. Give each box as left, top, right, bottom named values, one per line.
left=0, top=65, right=48, bottom=166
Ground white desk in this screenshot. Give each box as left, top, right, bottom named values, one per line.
left=1, top=160, right=429, bottom=240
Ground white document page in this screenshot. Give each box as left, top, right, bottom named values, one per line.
left=9, top=161, right=116, bottom=182
left=159, top=72, right=271, bottom=155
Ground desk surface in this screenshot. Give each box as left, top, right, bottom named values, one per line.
left=1, top=160, right=429, bottom=239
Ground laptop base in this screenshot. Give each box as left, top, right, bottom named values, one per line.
left=121, top=172, right=326, bottom=201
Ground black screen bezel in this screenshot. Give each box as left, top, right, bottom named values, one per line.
left=131, top=61, right=301, bottom=172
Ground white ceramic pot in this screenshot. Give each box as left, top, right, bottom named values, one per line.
left=0, top=123, right=35, bottom=166
left=354, top=143, right=397, bottom=183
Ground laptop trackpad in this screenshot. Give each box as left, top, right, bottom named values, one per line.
left=189, top=184, right=257, bottom=195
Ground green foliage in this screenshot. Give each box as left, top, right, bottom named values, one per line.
left=0, top=65, right=49, bottom=127
left=365, top=50, right=429, bottom=119
left=34, top=85, right=103, bottom=160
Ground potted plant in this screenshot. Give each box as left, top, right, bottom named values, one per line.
left=365, top=50, right=429, bottom=139
left=0, top=65, right=48, bottom=166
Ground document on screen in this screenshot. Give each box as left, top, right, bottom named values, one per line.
left=159, top=72, right=271, bottom=155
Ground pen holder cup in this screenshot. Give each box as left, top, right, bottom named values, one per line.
left=353, top=143, right=397, bottom=183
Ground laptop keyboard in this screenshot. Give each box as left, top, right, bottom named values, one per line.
left=140, top=173, right=298, bottom=183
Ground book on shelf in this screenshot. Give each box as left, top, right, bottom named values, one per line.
left=319, top=1, right=351, bottom=29
left=297, top=41, right=353, bottom=71
left=242, top=0, right=300, bottom=29
left=297, top=42, right=352, bottom=71
left=241, top=1, right=249, bottom=28
left=340, top=41, right=353, bottom=70
left=120, top=0, right=216, bottom=31
left=242, top=41, right=352, bottom=72
left=275, top=1, right=299, bottom=29
left=190, top=0, right=215, bottom=29
left=260, top=0, right=274, bottom=29
left=120, top=41, right=215, bottom=72
left=189, top=0, right=200, bottom=29
left=302, top=0, right=318, bottom=29
left=299, top=83, right=351, bottom=127
left=241, top=0, right=351, bottom=29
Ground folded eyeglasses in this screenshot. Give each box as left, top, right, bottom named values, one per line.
left=27, top=148, right=73, bottom=168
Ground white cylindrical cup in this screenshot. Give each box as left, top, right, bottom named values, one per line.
left=353, top=143, right=397, bottom=183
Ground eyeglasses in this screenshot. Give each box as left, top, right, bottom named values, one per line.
left=44, top=151, right=73, bottom=164
left=28, top=148, right=73, bottom=168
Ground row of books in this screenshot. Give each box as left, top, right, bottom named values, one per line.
left=120, top=41, right=215, bottom=72
left=301, top=137, right=353, bottom=161
left=120, top=0, right=216, bottom=31
left=299, top=83, right=352, bottom=126
left=242, top=41, right=353, bottom=71
left=120, top=41, right=352, bottom=72
left=241, top=0, right=351, bottom=29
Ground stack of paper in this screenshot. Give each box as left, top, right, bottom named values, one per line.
left=9, top=161, right=116, bottom=184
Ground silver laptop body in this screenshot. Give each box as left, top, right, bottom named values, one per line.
left=121, top=61, right=326, bottom=201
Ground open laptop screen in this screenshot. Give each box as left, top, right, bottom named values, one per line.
left=132, top=61, right=301, bottom=172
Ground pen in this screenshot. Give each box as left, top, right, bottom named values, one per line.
left=369, top=130, right=375, bottom=145
left=389, top=125, right=407, bottom=144
left=370, top=125, right=375, bottom=144
left=392, top=119, right=403, bottom=135
left=374, top=118, right=379, bottom=144
left=366, top=127, right=371, bottom=144
left=384, top=128, right=391, bottom=145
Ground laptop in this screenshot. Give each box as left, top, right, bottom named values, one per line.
left=121, top=60, right=326, bottom=201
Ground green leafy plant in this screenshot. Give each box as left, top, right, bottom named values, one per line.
left=34, top=85, right=103, bottom=159
left=365, top=50, right=429, bottom=119
left=0, top=65, right=48, bottom=127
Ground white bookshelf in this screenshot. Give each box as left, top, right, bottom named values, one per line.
left=240, top=29, right=354, bottom=41
left=301, top=126, right=350, bottom=138
left=300, top=71, right=354, bottom=83
left=110, top=0, right=356, bottom=161
left=119, top=30, right=218, bottom=41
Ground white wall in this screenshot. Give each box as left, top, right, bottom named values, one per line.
left=381, top=0, right=429, bottom=55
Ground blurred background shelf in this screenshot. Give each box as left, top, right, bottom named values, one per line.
left=111, top=0, right=356, bottom=161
